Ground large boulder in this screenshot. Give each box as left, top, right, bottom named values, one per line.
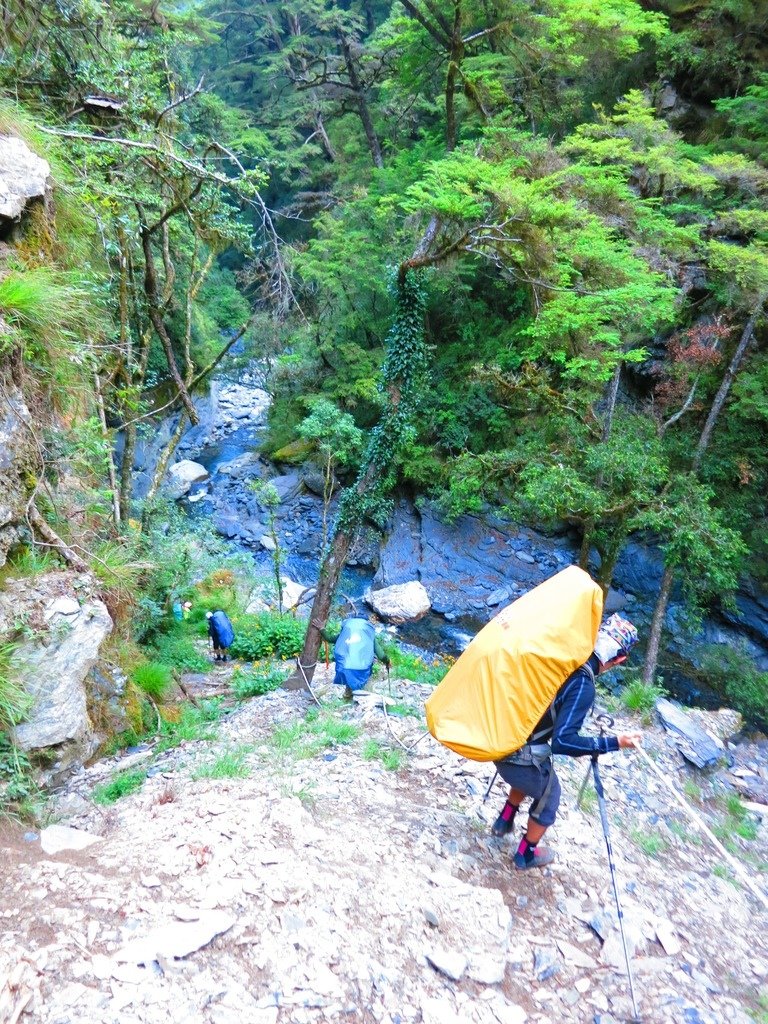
left=0, top=386, right=36, bottom=566
left=165, top=459, right=209, bottom=499
left=0, top=573, right=113, bottom=759
left=0, top=135, right=50, bottom=226
left=366, top=581, right=432, bottom=623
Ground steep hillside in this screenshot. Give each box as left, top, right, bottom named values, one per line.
left=2, top=673, right=766, bottom=1024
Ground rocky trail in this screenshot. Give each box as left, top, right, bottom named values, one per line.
left=2, top=672, right=767, bottom=1024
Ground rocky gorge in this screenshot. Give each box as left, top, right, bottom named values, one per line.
left=138, top=373, right=768, bottom=711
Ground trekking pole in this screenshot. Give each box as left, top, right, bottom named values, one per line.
left=483, top=771, right=499, bottom=804
left=576, top=713, right=614, bottom=810
left=591, top=753, right=641, bottom=1023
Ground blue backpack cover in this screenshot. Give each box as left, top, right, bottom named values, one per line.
left=334, top=617, right=375, bottom=672
left=211, top=610, right=234, bottom=648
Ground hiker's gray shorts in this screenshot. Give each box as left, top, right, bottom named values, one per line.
left=493, top=760, right=561, bottom=827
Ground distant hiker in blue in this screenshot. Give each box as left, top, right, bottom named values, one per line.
left=318, top=615, right=390, bottom=699
left=206, top=609, right=234, bottom=662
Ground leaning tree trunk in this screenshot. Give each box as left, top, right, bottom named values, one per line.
left=290, top=268, right=430, bottom=689
left=642, top=563, right=674, bottom=686
left=339, top=32, right=383, bottom=168
left=642, top=295, right=765, bottom=684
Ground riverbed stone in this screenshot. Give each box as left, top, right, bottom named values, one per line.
left=166, top=460, right=209, bottom=499
left=365, top=581, right=431, bottom=623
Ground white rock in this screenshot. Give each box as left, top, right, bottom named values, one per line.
left=166, top=460, right=210, bottom=499
left=259, top=535, right=277, bottom=552
left=425, top=946, right=467, bottom=980
left=365, top=581, right=431, bottom=623
left=13, top=596, right=112, bottom=750
left=556, top=939, right=598, bottom=970
left=44, top=596, right=81, bottom=619
left=0, top=135, right=50, bottom=221
left=39, top=824, right=102, bottom=855
left=489, top=1000, right=527, bottom=1024
left=421, top=996, right=462, bottom=1024
left=114, top=910, right=236, bottom=965
left=655, top=920, right=682, bottom=956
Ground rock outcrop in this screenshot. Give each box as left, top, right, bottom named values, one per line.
left=0, top=572, right=113, bottom=765
left=0, top=386, right=36, bottom=566
left=0, top=135, right=50, bottom=228
left=165, top=459, right=210, bottom=499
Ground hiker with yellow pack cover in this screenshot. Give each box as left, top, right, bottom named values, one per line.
left=425, top=566, right=642, bottom=871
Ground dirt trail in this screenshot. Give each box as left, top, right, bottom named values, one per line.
left=1, top=672, right=766, bottom=1024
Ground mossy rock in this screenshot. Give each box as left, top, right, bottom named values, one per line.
left=271, top=439, right=314, bottom=464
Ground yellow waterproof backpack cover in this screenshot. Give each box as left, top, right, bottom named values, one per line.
left=425, top=566, right=603, bottom=761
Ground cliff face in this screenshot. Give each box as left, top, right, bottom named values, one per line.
left=0, top=136, right=119, bottom=776
left=0, top=134, right=51, bottom=563
left=0, top=385, right=36, bottom=565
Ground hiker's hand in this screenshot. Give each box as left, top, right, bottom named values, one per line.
left=617, top=732, right=642, bottom=749
left=311, top=618, right=324, bottom=630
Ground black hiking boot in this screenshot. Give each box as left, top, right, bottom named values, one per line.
left=491, top=800, right=519, bottom=837
left=513, top=838, right=555, bottom=870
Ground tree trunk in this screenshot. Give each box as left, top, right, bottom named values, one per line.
left=445, top=3, right=463, bottom=152
left=139, top=221, right=199, bottom=426
left=642, top=563, right=673, bottom=685
left=144, top=411, right=188, bottom=506
left=289, top=465, right=377, bottom=688
left=339, top=32, right=383, bottom=168
left=643, top=297, right=765, bottom=683
left=693, top=296, right=765, bottom=472
left=94, top=374, right=121, bottom=527
left=27, top=504, right=88, bottom=572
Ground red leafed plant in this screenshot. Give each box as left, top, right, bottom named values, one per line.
left=653, top=320, right=730, bottom=417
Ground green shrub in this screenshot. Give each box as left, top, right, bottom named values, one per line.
left=155, top=699, right=224, bottom=752
left=232, top=664, right=288, bottom=699
left=382, top=644, right=453, bottom=686
left=630, top=828, right=668, bottom=858
left=362, top=738, right=403, bottom=771
left=0, top=645, right=32, bottom=731
left=93, top=767, right=147, bottom=805
left=132, top=661, right=173, bottom=700
left=699, top=643, right=768, bottom=726
left=151, top=629, right=211, bottom=672
left=229, top=612, right=306, bottom=661
left=619, top=676, right=667, bottom=721
left=268, top=708, right=360, bottom=760
left=0, top=734, right=39, bottom=813
left=191, top=745, right=252, bottom=780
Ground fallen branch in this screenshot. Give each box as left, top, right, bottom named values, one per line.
left=27, top=504, right=88, bottom=573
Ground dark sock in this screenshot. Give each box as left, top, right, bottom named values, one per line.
left=492, top=799, right=520, bottom=836
left=500, top=800, right=519, bottom=823
left=517, top=837, right=538, bottom=864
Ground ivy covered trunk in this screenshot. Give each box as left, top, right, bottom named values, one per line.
left=290, top=271, right=428, bottom=687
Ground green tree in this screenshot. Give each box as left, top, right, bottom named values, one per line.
left=298, top=399, right=364, bottom=551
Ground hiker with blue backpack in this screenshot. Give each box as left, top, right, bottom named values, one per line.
left=206, top=609, right=235, bottom=662
left=317, top=614, right=391, bottom=699
left=490, top=613, right=642, bottom=869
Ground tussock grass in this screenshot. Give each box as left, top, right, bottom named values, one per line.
left=131, top=661, right=173, bottom=700
left=191, top=745, right=252, bottom=780
left=155, top=699, right=224, bottom=752
left=362, top=738, right=403, bottom=771
left=93, top=767, right=147, bottom=805
left=619, top=676, right=666, bottom=721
